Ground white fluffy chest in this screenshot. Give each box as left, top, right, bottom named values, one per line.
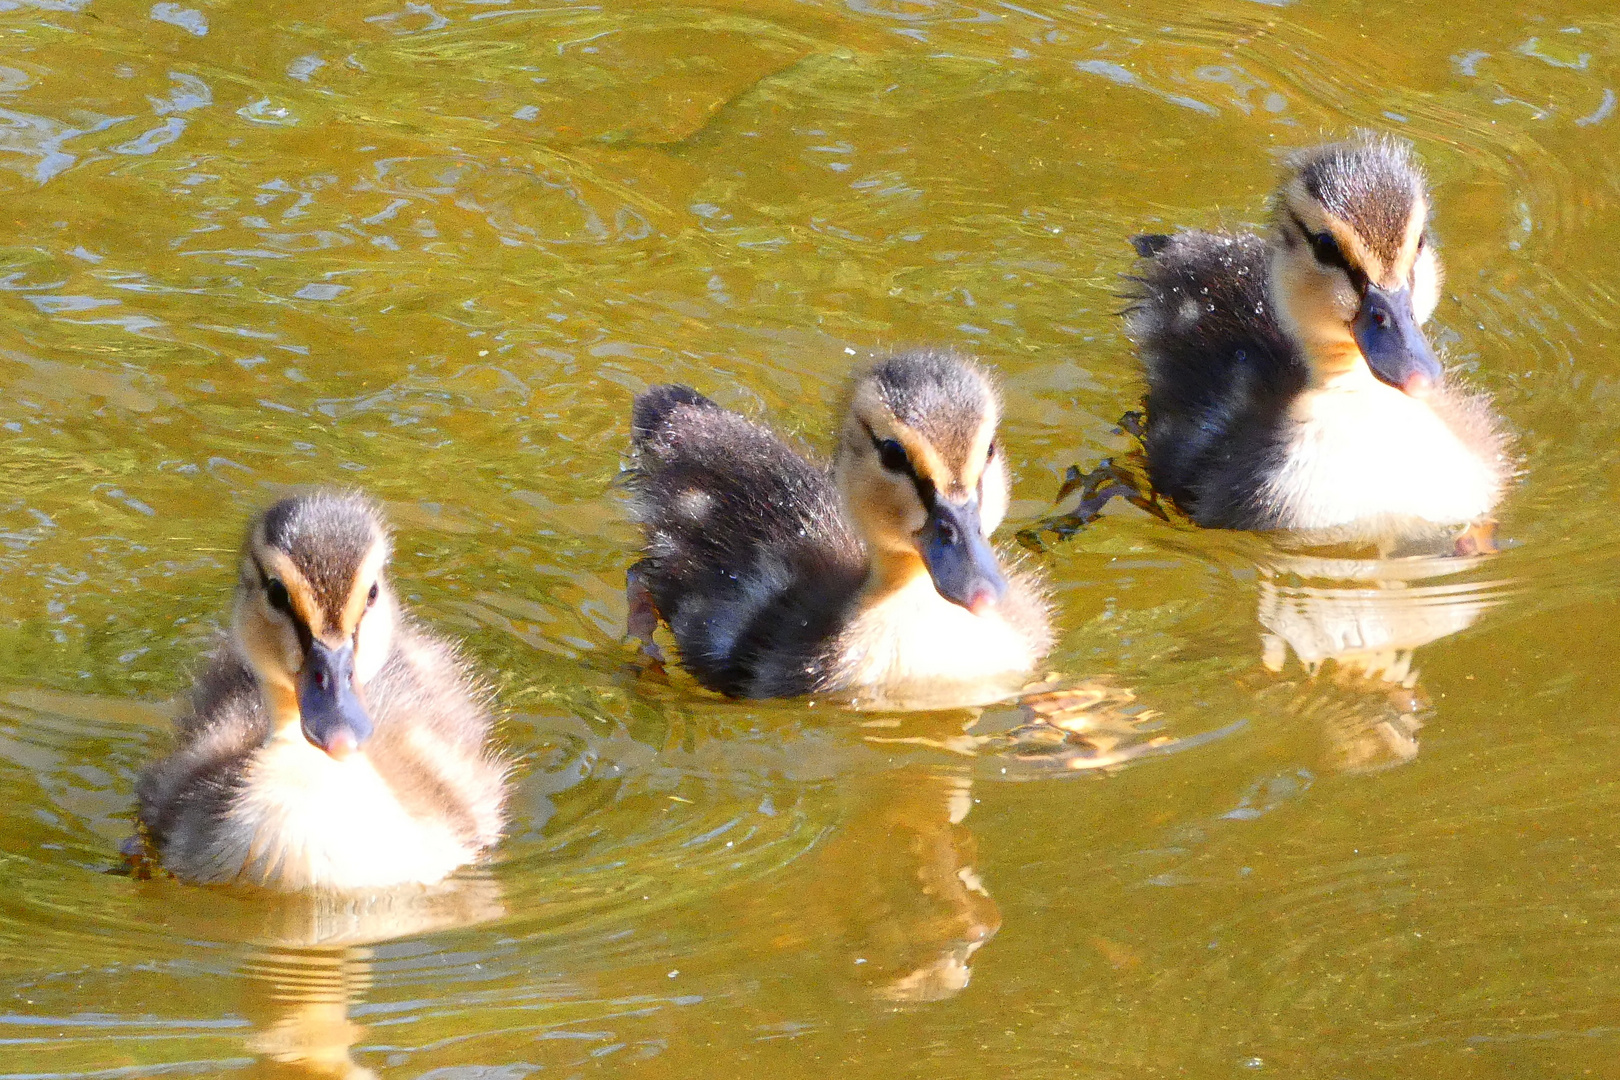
left=833, top=576, right=1037, bottom=701
left=1262, top=383, right=1499, bottom=533
left=217, top=735, right=477, bottom=891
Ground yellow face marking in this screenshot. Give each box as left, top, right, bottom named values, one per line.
left=1388, top=193, right=1428, bottom=284
left=1319, top=211, right=1385, bottom=285
left=1282, top=177, right=1428, bottom=290
left=849, top=382, right=952, bottom=496
left=337, top=538, right=389, bottom=640
left=958, top=411, right=997, bottom=498
left=250, top=538, right=325, bottom=639
left=1267, top=231, right=1361, bottom=387
left=915, top=413, right=998, bottom=501
left=1282, top=187, right=1382, bottom=285
left=888, top=420, right=951, bottom=491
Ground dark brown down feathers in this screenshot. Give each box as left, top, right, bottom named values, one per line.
left=1293, top=137, right=1423, bottom=267
left=256, top=492, right=380, bottom=629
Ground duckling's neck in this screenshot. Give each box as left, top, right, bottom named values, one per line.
left=1300, top=336, right=1368, bottom=390
left=831, top=555, right=1037, bottom=705
left=257, top=678, right=300, bottom=739
left=860, top=548, right=932, bottom=603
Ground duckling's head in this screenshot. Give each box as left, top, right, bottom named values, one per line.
left=834, top=350, right=1010, bottom=613
left=232, top=491, right=397, bottom=759
left=1269, top=136, right=1444, bottom=395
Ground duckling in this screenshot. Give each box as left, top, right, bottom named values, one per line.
left=134, top=491, right=507, bottom=891
left=1126, top=135, right=1511, bottom=542
left=624, top=349, right=1051, bottom=703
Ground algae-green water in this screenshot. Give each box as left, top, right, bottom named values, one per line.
left=2, top=0, right=1618, bottom=1075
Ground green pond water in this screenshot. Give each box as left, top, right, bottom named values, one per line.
left=2, top=0, right=1618, bottom=1075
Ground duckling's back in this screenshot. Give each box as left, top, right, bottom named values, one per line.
left=1126, top=231, right=1307, bottom=528
left=627, top=386, right=866, bottom=698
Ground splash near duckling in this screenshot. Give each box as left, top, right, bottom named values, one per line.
left=623, top=349, right=1052, bottom=706
left=1047, top=135, right=1514, bottom=548
left=133, top=491, right=508, bottom=892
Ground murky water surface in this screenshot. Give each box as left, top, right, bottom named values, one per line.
left=2, top=0, right=1618, bottom=1074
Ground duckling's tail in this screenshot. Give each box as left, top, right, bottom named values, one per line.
left=1130, top=233, right=1173, bottom=259
left=632, top=384, right=718, bottom=443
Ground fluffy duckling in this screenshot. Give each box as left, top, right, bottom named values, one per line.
left=135, top=491, right=506, bottom=891
left=1127, top=135, right=1511, bottom=541
left=625, top=349, right=1051, bottom=703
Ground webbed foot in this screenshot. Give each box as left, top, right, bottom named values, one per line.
left=1454, top=520, right=1499, bottom=556
left=1017, top=452, right=1166, bottom=550
left=623, top=564, right=667, bottom=673
left=115, top=831, right=157, bottom=879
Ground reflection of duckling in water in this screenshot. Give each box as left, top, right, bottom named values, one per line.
left=1037, top=136, right=1513, bottom=549
left=148, top=855, right=507, bottom=1075
left=793, top=686, right=1171, bottom=1004
left=625, top=350, right=1051, bottom=705
left=134, top=491, right=508, bottom=890
left=1254, top=553, right=1510, bottom=771
left=812, top=770, right=1001, bottom=1005
left=243, top=946, right=376, bottom=1079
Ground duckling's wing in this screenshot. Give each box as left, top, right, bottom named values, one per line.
left=134, top=653, right=266, bottom=870
left=628, top=386, right=866, bottom=698
left=357, top=627, right=507, bottom=850
left=1125, top=230, right=1306, bottom=528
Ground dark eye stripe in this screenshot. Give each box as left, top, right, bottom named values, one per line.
left=1290, top=212, right=1367, bottom=291
left=861, top=422, right=936, bottom=511
left=254, top=558, right=313, bottom=652
left=253, top=560, right=291, bottom=614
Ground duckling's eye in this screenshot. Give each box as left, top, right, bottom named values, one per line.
left=875, top=438, right=909, bottom=474
left=1289, top=213, right=1356, bottom=281
left=1308, top=230, right=1345, bottom=270
left=265, top=579, right=292, bottom=617
left=366, top=582, right=379, bottom=608
left=986, top=439, right=997, bottom=462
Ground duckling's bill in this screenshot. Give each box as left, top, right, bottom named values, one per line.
left=297, top=638, right=372, bottom=759
left=1353, top=284, right=1441, bottom=396
left=918, top=494, right=1007, bottom=614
